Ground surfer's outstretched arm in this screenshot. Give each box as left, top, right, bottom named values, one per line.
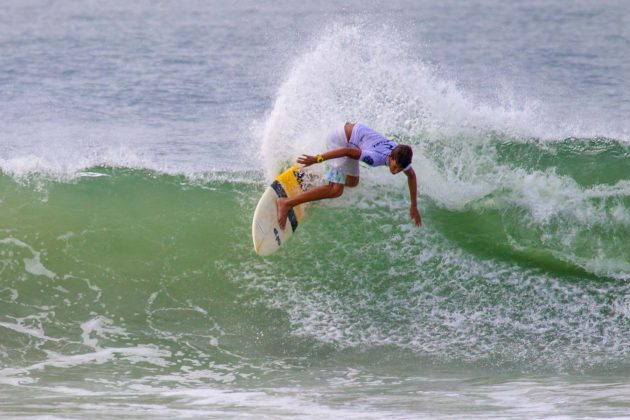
left=404, top=167, right=422, bottom=227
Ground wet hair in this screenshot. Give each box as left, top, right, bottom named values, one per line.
left=391, top=144, right=413, bottom=168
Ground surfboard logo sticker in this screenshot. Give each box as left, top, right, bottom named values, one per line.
left=256, top=220, right=266, bottom=235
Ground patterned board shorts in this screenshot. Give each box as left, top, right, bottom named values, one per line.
left=323, top=125, right=360, bottom=185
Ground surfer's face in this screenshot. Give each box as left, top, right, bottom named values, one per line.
left=387, top=156, right=404, bottom=174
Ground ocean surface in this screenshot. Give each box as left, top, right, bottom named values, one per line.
left=1, top=1, right=630, bottom=418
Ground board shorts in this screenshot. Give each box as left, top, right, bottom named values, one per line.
left=323, top=126, right=360, bottom=185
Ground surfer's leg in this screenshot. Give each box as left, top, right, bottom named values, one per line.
left=277, top=183, right=344, bottom=229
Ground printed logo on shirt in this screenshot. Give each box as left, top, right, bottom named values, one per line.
left=372, top=140, right=395, bottom=150
left=362, top=156, right=374, bottom=165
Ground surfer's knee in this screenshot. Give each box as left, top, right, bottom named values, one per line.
left=328, top=183, right=344, bottom=198
left=345, top=176, right=359, bottom=188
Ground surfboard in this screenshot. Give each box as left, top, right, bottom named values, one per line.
left=252, top=165, right=310, bottom=256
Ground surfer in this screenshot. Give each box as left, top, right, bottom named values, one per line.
left=277, top=122, right=422, bottom=229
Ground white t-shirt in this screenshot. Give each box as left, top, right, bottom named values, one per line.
left=348, top=123, right=397, bottom=167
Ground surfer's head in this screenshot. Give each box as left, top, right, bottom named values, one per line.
left=388, top=145, right=413, bottom=174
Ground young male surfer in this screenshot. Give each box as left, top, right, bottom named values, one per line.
left=276, top=122, right=422, bottom=229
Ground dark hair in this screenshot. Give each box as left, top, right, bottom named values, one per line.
left=391, top=144, right=413, bottom=168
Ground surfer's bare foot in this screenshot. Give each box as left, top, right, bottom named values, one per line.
left=276, top=198, right=289, bottom=230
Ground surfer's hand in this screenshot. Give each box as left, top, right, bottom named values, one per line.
left=297, top=154, right=316, bottom=167
left=410, top=206, right=422, bottom=227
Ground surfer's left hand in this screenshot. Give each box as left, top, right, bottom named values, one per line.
left=410, top=206, right=422, bottom=227
left=297, top=154, right=316, bottom=167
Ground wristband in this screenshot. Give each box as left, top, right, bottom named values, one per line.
left=316, top=155, right=325, bottom=163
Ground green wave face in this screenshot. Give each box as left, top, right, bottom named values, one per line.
left=417, top=134, right=630, bottom=279
left=1, top=135, right=629, bottom=385
left=0, top=170, right=255, bottom=383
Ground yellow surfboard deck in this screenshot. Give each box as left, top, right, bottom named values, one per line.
left=252, top=165, right=309, bottom=256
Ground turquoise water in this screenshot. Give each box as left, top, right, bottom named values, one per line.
left=2, top=1, right=630, bottom=418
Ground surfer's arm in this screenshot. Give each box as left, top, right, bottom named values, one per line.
left=297, top=148, right=361, bottom=166
left=404, top=167, right=422, bottom=227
